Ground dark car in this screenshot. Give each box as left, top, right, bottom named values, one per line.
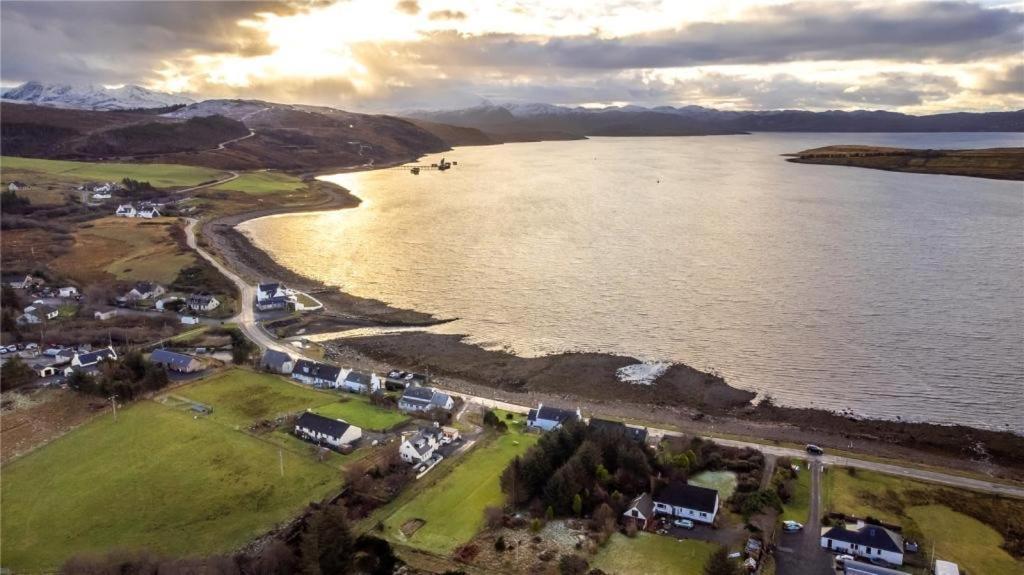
left=806, top=444, right=824, bottom=456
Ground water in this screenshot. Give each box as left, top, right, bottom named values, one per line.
left=240, top=133, right=1024, bottom=432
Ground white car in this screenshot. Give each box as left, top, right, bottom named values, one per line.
left=782, top=520, right=803, bottom=531
left=835, top=554, right=855, bottom=566
left=673, top=519, right=694, bottom=529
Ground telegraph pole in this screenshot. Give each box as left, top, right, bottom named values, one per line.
left=108, top=394, right=118, bottom=422
left=279, top=449, right=284, bottom=477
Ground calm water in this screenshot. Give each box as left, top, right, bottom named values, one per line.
left=241, top=133, right=1024, bottom=431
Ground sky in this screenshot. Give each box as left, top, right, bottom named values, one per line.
left=1, top=0, right=1022, bottom=113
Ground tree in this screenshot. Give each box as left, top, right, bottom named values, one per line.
left=0, top=356, right=34, bottom=391
left=230, top=330, right=256, bottom=365
left=301, top=504, right=354, bottom=575
left=1, top=284, right=21, bottom=311
left=703, top=547, right=741, bottom=575
left=572, top=493, right=583, bottom=517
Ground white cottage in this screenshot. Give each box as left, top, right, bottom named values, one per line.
left=652, top=481, right=719, bottom=524
left=399, top=427, right=445, bottom=464
left=820, top=522, right=904, bottom=566
left=294, top=412, right=361, bottom=449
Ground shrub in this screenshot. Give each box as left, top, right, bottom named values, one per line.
left=559, top=554, right=589, bottom=575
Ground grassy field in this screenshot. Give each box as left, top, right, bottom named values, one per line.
left=51, top=217, right=195, bottom=284
left=592, top=533, right=718, bottom=575
left=780, top=461, right=811, bottom=523
left=1, top=156, right=226, bottom=188
left=0, top=400, right=339, bottom=572
left=384, top=430, right=538, bottom=555
left=213, top=171, right=306, bottom=195
left=689, top=470, right=738, bottom=502
left=907, top=505, right=1023, bottom=575
left=313, top=400, right=409, bottom=431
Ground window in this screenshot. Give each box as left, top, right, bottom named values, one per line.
left=700, top=512, right=707, bottom=517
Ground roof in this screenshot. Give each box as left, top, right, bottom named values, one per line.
left=529, top=404, right=578, bottom=424
left=401, top=386, right=440, bottom=405
left=653, top=481, right=719, bottom=513
left=258, top=282, right=280, bottom=294
left=133, top=281, right=157, bottom=293
left=589, top=418, right=648, bottom=442
left=293, top=359, right=342, bottom=381
left=189, top=292, right=217, bottom=303
left=296, top=412, right=353, bottom=439
left=626, top=492, right=654, bottom=519
left=431, top=391, right=452, bottom=407
left=344, top=370, right=371, bottom=386
left=262, top=349, right=292, bottom=369
left=822, top=524, right=903, bottom=553
left=76, top=347, right=116, bottom=366
left=150, top=349, right=198, bottom=369
left=933, top=560, right=959, bottom=575
left=843, top=561, right=911, bottom=575
left=404, top=427, right=444, bottom=456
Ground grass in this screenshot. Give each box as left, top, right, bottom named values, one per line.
left=0, top=400, right=339, bottom=572
left=592, top=533, right=718, bottom=575
left=826, top=467, right=918, bottom=525
left=383, top=430, right=538, bottom=555
left=1, top=155, right=226, bottom=188
left=907, top=505, right=1023, bottom=575
left=781, top=460, right=811, bottom=523
left=689, top=470, right=738, bottom=502
left=213, top=171, right=306, bottom=195
left=312, top=400, right=409, bottom=431
left=51, top=217, right=195, bottom=284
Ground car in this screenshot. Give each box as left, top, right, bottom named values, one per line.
left=806, top=444, right=824, bottom=455
left=782, top=520, right=803, bottom=532
left=673, top=519, right=695, bottom=529
left=834, top=554, right=855, bottom=566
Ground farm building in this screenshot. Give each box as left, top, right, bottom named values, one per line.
left=150, top=349, right=203, bottom=373
left=653, top=481, right=720, bottom=524
left=294, top=412, right=361, bottom=449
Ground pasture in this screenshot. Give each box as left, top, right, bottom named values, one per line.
left=51, top=217, right=195, bottom=284
left=313, top=399, right=409, bottom=431
left=1, top=156, right=226, bottom=189
left=0, top=400, right=339, bottom=572
left=592, top=533, right=718, bottom=575
left=213, top=171, right=306, bottom=195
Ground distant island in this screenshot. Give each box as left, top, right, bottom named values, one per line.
left=787, top=145, right=1024, bottom=180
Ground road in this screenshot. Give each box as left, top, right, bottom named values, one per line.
left=175, top=170, right=239, bottom=195
left=183, top=219, right=1024, bottom=501
left=776, top=460, right=833, bottom=574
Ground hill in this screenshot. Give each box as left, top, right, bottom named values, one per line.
left=788, top=145, right=1024, bottom=180
left=2, top=81, right=193, bottom=111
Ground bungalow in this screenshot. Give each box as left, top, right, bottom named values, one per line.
left=150, top=349, right=203, bottom=373
left=821, top=522, right=904, bottom=566
left=294, top=412, right=362, bottom=449
left=623, top=492, right=655, bottom=530
left=385, top=369, right=428, bottom=391
left=137, top=203, right=161, bottom=218
left=115, top=204, right=137, bottom=217
left=261, top=349, right=294, bottom=374
left=58, top=286, right=79, bottom=298
left=399, top=427, right=445, bottom=464
left=291, top=359, right=342, bottom=387
left=589, top=417, right=649, bottom=443
left=527, top=404, right=581, bottom=431
left=653, top=481, right=720, bottom=524
left=341, top=370, right=381, bottom=394
left=255, top=282, right=290, bottom=311
left=18, top=303, right=59, bottom=324
left=187, top=292, right=220, bottom=312
left=398, top=386, right=455, bottom=412
left=94, top=309, right=118, bottom=321
left=65, top=346, right=118, bottom=376
left=125, top=281, right=165, bottom=301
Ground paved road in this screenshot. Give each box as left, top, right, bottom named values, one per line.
left=175, top=170, right=239, bottom=195
left=776, top=460, right=833, bottom=574
left=184, top=218, right=1024, bottom=501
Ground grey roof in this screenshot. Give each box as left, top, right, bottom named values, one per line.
left=529, top=405, right=578, bottom=424
left=823, top=524, right=903, bottom=553
left=405, top=427, right=444, bottom=456
left=293, top=359, right=341, bottom=382
left=589, top=418, right=648, bottom=442
left=344, top=370, right=371, bottom=386
left=133, top=281, right=157, bottom=294
left=151, top=349, right=198, bottom=369
left=654, top=481, right=719, bottom=513
left=189, top=292, right=217, bottom=304
left=262, top=349, right=292, bottom=370
left=430, top=391, right=452, bottom=407
left=843, top=561, right=911, bottom=575
left=296, top=412, right=353, bottom=439
left=76, top=347, right=116, bottom=366
left=626, top=492, right=655, bottom=519
left=401, top=386, right=449, bottom=407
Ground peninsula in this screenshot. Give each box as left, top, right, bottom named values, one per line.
left=788, top=145, right=1024, bottom=180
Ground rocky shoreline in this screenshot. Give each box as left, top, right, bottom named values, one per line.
left=200, top=164, right=1024, bottom=481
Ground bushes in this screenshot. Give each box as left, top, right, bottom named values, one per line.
left=731, top=489, right=783, bottom=518
left=558, top=554, right=589, bottom=575
left=68, top=351, right=169, bottom=401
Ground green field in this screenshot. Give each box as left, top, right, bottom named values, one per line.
left=313, top=400, right=409, bottom=431
left=384, top=430, right=538, bottom=554
left=689, top=470, right=738, bottom=502
left=592, top=533, right=718, bottom=575
left=908, top=505, right=1023, bottom=575
left=1, top=155, right=226, bottom=188
left=213, top=171, right=306, bottom=195
left=0, top=401, right=339, bottom=571
left=780, top=461, right=811, bottom=523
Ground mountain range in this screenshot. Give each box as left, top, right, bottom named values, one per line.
left=1, top=81, right=193, bottom=111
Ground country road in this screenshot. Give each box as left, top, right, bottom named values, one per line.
left=175, top=170, right=238, bottom=194
left=183, top=219, right=1024, bottom=501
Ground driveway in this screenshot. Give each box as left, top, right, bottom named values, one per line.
left=776, top=459, right=834, bottom=574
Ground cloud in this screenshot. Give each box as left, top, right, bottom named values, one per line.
left=395, top=0, right=420, bottom=15
left=976, top=64, right=1024, bottom=95
left=428, top=9, right=467, bottom=21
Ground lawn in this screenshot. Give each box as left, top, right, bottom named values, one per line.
left=0, top=401, right=340, bottom=572
left=51, top=217, right=195, bottom=284
left=384, top=430, right=538, bottom=554
left=689, top=470, right=738, bottom=502
left=313, top=399, right=409, bottom=431
left=213, top=171, right=306, bottom=195
left=592, top=533, right=718, bottom=575
left=1, top=155, right=226, bottom=188
left=907, top=505, right=1023, bottom=575
left=780, top=461, right=811, bottom=523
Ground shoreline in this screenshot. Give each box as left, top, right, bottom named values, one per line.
left=200, top=151, right=1024, bottom=480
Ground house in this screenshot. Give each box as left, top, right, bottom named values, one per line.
left=589, top=417, right=649, bottom=443
left=399, top=427, right=445, bottom=464
left=65, top=346, right=118, bottom=376
left=58, top=286, right=79, bottom=298
left=291, top=359, right=343, bottom=387
left=137, top=203, right=161, bottom=218
left=526, top=403, right=581, bottom=431
left=842, top=561, right=911, bottom=575
left=44, top=347, right=76, bottom=364
left=125, top=282, right=165, bottom=301
left=623, top=492, right=655, bottom=530
left=5, top=274, right=44, bottom=289
left=255, top=282, right=290, bottom=311
left=821, top=522, right=904, bottom=566
left=652, top=481, right=720, bottom=524
left=441, top=426, right=460, bottom=442
left=341, top=370, right=380, bottom=394
left=261, top=349, right=294, bottom=374
left=933, top=560, right=959, bottom=575
left=187, top=292, right=220, bottom=312
left=18, top=303, right=59, bottom=324
left=398, top=386, right=455, bottom=412
left=294, top=412, right=362, bottom=449
left=8, top=182, right=22, bottom=192
left=115, top=204, right=137, bottom=217
left=385, top=369, right=428, bottom=391
left=36, top=365, right=59, bottom=378
left=150, top=349, right=203, bottom=373
left=94, top=309, right=118, bottom=321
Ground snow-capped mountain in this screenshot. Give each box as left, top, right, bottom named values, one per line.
left=1, top=81, right=193, bottom=111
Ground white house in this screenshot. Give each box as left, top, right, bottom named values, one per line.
left=821, top=522, right=904, bottom=566
left=291, top=359, right=342, bottom=387
left=623, top=492, right=655, bottom=530
left=261, top=349, right=294, bottom=374
left=255, top=282, right=290, bottom=311
left=94, top=309, right=118, bottom=321
left=399, top=427, right=445, bottom=464
left=398, top=386, right=455, bottom=412
left=65, top=346, right=118, bottom=376
left=17, top=303, right=58, bottom=324
left=91, top=192, right=112, bottom=200
left=137, top=203, right=161, bottom=218
left=125, top=282, right=166, bottom=301
left=294, top=412, right=361, bottom=449
left=114, top=202, right=160, bottom=218
left=58, top=286, right=79, bottom=298
left=187, top=292, right=220, bottom=312
left=652, top=481, right=720, bottom=524
left=341, top=370, right=381, bottom=394
left=526, top=404, right=581, bottom=431
left=115, top=204, right=137, bottom=217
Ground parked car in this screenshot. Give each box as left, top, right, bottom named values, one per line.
left=806, top=444, right=825, bottom=455
left=835, top=554, right=855, bottom=566
left=673, top=519, right=695, bottom=529
left=782, top=520, right=803, bottom=532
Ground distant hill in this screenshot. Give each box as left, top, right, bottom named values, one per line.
left=1, top=81, right=193, bottom=111
left=407, top=103, right=1024, bottom=137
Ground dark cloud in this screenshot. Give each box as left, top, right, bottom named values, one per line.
left=976, top=64, right=1024, bottom=95
left=395, top=0, right=420, bottom=15
left=428, top=9, right=466, bottom=21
